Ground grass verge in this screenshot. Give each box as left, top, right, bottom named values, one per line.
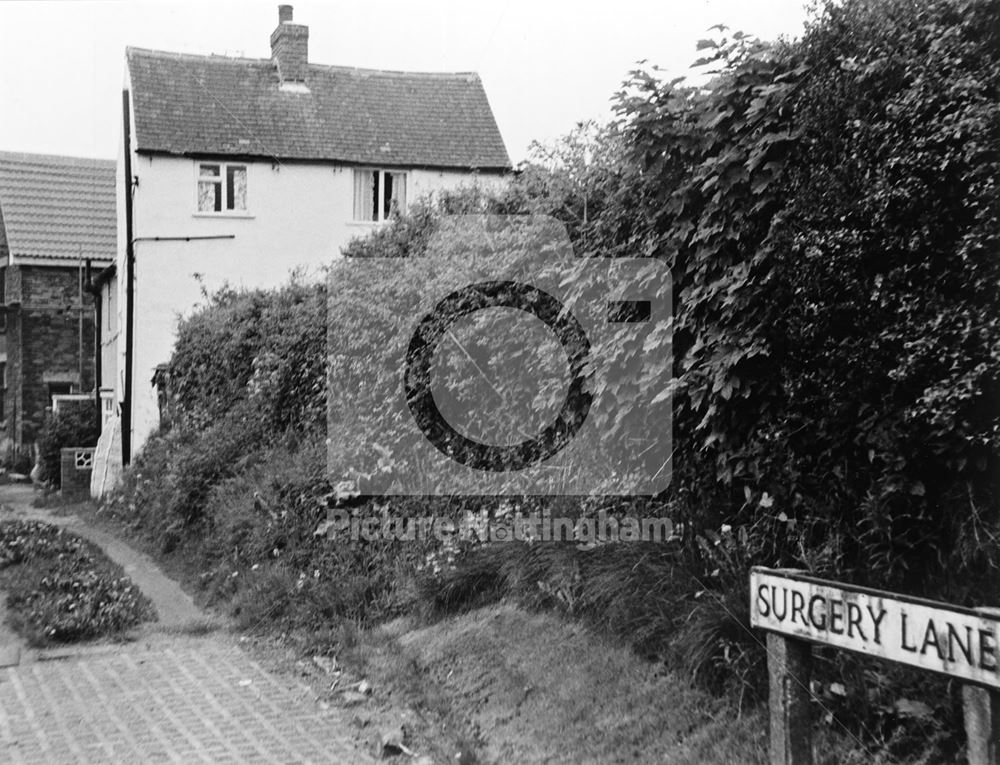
left=338, top=604, right=770, bottom=764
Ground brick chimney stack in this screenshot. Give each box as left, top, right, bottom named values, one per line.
left=270, top=5, right=308, bottom=83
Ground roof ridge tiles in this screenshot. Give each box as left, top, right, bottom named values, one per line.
left=0, top=151, right=115, bottom=167
left=126, top=46, right=481, bottom=80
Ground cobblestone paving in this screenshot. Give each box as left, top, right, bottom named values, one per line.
left=0, top=636, right=374, bottom=764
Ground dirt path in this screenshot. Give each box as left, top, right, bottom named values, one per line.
left=0, top=485, right=377, bottom=764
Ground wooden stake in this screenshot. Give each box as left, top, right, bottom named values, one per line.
left=767, top=631, right=813, bottom=765
left=965, top=608, right=1000, bottom=765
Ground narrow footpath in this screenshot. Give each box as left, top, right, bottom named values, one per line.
left=0, top=484, right=375, bottom=764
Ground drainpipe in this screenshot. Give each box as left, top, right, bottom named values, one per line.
left=122, top=89, right=135, bottom=467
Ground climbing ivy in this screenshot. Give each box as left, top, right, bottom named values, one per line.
left=583, top=0, right=1000, bottom=595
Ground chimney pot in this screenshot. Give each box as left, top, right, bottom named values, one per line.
left=278, top=5, right=293, bottom=23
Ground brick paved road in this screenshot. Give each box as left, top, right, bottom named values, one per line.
left=0, top=635, right=375, bottom=764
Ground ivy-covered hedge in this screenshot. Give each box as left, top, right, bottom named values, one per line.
left=525, top=0, right=1000, bottom=597
left=168, top=279, right=328, bottom=434
left=110, top=280, right=328, bottom=533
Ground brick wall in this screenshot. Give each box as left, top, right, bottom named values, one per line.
left=2, top=264, right=97, bottom=454
left=270, top=23, right=309, bottom=82
left=60, top=446, right=94, bottom=496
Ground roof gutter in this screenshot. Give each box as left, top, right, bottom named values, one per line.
left=132, top=148, right=512, bottom=174
left=86, top=262, right=116, bottom=292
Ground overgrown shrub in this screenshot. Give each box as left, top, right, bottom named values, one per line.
left=168, top=278, right=328, bottom=434
left=36, top=401, right=99, bottom=487
left=607, top=0, right=1000, bottom=587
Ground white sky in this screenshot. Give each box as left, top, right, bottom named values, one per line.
left=0, top=0, right=813, bottom=164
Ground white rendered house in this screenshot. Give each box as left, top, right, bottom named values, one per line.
left=103, top=4, right=510, bottom=472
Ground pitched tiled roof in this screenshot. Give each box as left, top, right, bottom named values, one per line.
left=127, top=47, right=511, bottom=170
left=0, top=152, right=116, bottom=264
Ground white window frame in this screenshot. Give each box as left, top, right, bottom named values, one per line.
left=353, top=169, right=407, bottom=223
left=194, top=161, right=250, bottom=215
left=100, top=389, right=115, bottom=430
left=51, top=393, right=91, bottom=417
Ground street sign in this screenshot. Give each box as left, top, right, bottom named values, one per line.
left=751, top=567, right=1000, bottom=765
left=751, top=568, right=1000, bottom=688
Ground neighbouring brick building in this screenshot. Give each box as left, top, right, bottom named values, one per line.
left=0, top=152, right=115, bottom=460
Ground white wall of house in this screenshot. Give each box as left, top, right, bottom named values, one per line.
left=115, top=149, right=505, bottom=459
left=99, top=274, right=118, bottom=397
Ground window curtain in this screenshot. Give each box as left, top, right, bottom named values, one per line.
left=198, top=164, right=221, bottom=212
left=228, top=166, right=247, bottom=210
left=389, top=172, right=406, bottom=216
left=198, top=180, right=220, bottom=212
left=354, top=170, right=376, bottom=221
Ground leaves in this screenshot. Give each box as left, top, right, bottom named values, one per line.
left=602, top=0, right=999, bottom=583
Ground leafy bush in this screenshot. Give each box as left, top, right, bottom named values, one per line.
left=0, top=519, right=78, bottom=564
left=36, top=401, right=99, bottom=487
left=0, top=520, right=154, bottom=644
left=606, top=0, right=1000, bottom=586
left=106, top=278, right=328, bottom=535
left=169, top=278, right=328, bottom=434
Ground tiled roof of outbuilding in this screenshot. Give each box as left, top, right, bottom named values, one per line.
left=126, top=47, right=511, bottom=170
left=0, top=152, right=116, bottom=264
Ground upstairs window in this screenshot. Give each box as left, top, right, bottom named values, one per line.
left=197, top=162, right=247, bottom=213
left=354, top=169, right=406, bottom=222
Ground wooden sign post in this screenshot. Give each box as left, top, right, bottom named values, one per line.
left=750, top=567, right=1000, bottom=765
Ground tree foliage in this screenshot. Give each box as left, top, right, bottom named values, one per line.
left=576, top=0, right=1000, bottom=595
